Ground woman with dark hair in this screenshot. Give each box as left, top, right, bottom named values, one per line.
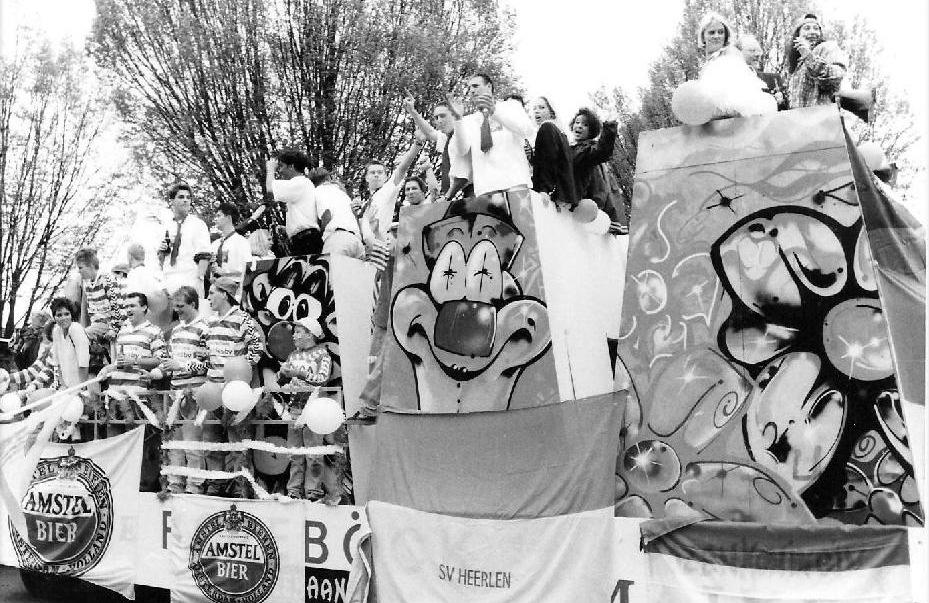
left=785, top=13, right=847, bottom=108
left=568, top=107, right=624, bottom=225
left=49, top=297, right=90, bottom=387
left=527, top=96, right=577, bottom=205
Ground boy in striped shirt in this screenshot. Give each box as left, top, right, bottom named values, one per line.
left=160, top=286, right=210, bottom=494
left=205, top=277, right=264, bottom=497
left=75, top=248, right=126, bottom=373
left=106, top=292, right=166, bottom=436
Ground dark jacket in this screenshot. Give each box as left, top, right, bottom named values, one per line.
left=571, top=121, right=620, bottom=218
left=757, top=71, right=788, bottom=111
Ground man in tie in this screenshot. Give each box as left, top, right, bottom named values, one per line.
left=158, top=183, right=212, bottom=297
left=451, top=72, right=533, bottom=197
left=401, top=96, right=472, bottom=200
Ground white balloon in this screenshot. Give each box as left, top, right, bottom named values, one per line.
left=0, top=392, right=22, bottom=413
left=583, top=210, right=611, bottom=235
left=222, top=380, right=254, bottom=412
left=61, top=396, right=85, bottom=423
left=671, top=80, right=715, bottom=126
left=304, top=397, right=345, bottom=435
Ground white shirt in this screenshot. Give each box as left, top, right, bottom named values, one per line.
left=162, top=213, right=211, bottom=294
left=211, top=232, right=252, bottom=278
left=454, top=99, right=532, bottom=196
left=435, top=131, right=472, bottom=181
left=51, top=322, right=89, bottom=388
left=315, top=183, right=360, bottom=240
left=273, top=175, right=318, bottom=237
left=361, top=181, right=401, bottom=244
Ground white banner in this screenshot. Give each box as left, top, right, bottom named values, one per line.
left=366, top=500, right=615, bottom=602
left=1, top=427, right=144, bottom=599
left=168, top=495, right=368, bottom=603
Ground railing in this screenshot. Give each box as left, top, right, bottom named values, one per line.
left=78, top=386, right=344, bottom=441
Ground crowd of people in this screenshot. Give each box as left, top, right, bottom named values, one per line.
left=0, top=10, right=894, bottom=505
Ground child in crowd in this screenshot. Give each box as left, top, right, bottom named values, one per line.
left=280, top=317, right=342, bottom=503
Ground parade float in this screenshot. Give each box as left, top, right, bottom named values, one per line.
left=0, top=104, right=925, bottom=602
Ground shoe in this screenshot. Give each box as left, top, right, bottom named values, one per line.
left=344, top=410, right=377, bottom=426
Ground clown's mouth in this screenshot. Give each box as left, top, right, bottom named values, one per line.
left=405, top=299, right=537, bottom=382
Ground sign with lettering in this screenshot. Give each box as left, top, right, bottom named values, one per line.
left=5, top=428, right=144, bottom=599
left=168, top=496, right=368, bottom=603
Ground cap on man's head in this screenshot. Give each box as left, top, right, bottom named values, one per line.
left=213, top=276, right=240, bottom=300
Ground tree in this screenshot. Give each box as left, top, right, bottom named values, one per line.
left=0, top=34, right=115, bottom=339
left=91, top=0, right=519, bottom=214
left=602, top=0, right=920, bottom=201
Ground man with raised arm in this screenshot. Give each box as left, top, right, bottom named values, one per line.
left=452, top=72, right=533, bottom=196
left=402, top=96, right=472, bottom=200
left=266, top=148, right=321, bottom=256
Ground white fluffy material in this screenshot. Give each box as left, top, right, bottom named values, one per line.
left=672, top=50, right=777, bottom=125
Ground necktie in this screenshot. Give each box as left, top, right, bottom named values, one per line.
left=440, top=133, right=452, bottom=193
left=169, top=217, right=183, bottom=266
left=480, top=111, right=493, bottom=152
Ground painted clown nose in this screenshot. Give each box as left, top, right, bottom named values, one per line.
left=429, top=240, right=503, bottom=357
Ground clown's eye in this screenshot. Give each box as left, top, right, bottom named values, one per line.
left=292, top=293, right=321, bottom=322
left=251, top=273, right=271, bottom=303
left=429, top=241, right=467, bottom=304
left=267, top=288, right=295, bottom=320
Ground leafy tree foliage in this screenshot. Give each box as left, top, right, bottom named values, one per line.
left=600, top=0, right=919, bottom=200
left=0, top=36, right=115, bottom=338
left=91, top=0, right=519, bottom=214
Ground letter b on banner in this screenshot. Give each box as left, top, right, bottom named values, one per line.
left=305, top=520, right=328, bottom=564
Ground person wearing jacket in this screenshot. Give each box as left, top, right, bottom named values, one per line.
left=569, top=107, right=624, bottom=225
left=785, top=13, right=847, bottom=108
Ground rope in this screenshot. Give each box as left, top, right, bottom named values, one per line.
left=160, top=439, right=342, bottom=456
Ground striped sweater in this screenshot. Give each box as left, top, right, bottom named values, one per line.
left=9, top=346, right=56, bottom=390
left=167, top=316, right=210, bottom=389
left=83, top=273, right=126, bottom=335
left=109, top=319, right=166, bottom=389
left=205, top=306, right=263, bottom=382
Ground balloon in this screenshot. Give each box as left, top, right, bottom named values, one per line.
left=857, top=141, right=889, bottom=172
left=672, top=80, right=715, bottom=126
left=304, top=397, right=345, bottom=435
left=61, top=396, right=85, bottom=423
left=0, top=392, right=22, bottom=413
left=222, top=380, right=254, bottom=412
left=194, top=382, right=224, bottom=412
left=573, top=199, right=599, bottom=223
left=223, top=356, right=253, bottom=383
left=583, top=210, right=611, bottom=235
left=253, top=436, right=290, bottom=475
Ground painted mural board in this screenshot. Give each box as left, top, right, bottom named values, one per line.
left=616, top=106, right=923, bottom=526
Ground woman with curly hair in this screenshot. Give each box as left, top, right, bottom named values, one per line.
left=785, top=13, right=847, bottom=108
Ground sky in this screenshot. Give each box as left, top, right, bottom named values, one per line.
left=0, top=0, right=926, bottom=221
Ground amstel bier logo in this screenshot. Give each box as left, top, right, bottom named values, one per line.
left=189, top=504, right=280, bottom=603
left=11, top=447, right=114, bottom=575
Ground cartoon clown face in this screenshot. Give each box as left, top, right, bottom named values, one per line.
left=391, top=195, right=551, bottom=413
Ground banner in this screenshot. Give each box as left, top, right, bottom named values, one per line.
left=3, top=427, right=144, bottom=599
left=362, top=398, right=619, bottom=601
left=368, top=501, right=613, bottom=602
left=641, top=520, right=914, bottom=602
left=168, top=495, right=368, bottom=603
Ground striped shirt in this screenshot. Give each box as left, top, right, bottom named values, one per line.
left=284, top=346, right=332, bottom=387
left=109, top=319, right=166, bottom=389
left=83, top=273, right=126, bottom=335
left=167, top=316, right=210, bottom=389
left=9, top=346, right=56, bottom=390
left=205, top=306, right=263, bottom=382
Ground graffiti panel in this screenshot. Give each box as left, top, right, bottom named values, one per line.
left=383, top=191, right=557, bottom=413
left=616, top=109, right=923, bottom=526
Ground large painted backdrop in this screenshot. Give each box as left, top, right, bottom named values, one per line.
left=615, top=106, right=923, bottom=526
